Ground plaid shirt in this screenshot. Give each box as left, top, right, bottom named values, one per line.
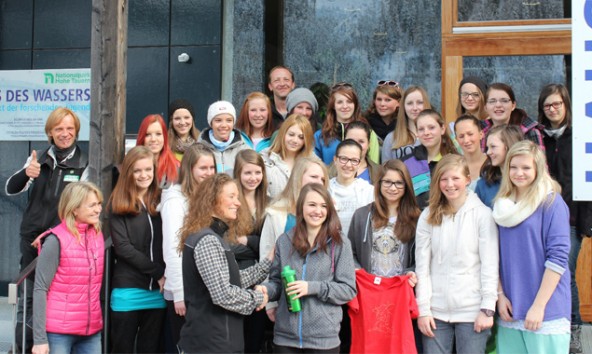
left=194, top=234, right=271, bottom=315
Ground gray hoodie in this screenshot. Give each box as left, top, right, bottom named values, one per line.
left=264, top=230, right=357, bottom=350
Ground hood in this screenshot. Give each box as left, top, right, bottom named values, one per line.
left=157, top=184, right=184, bottom=211
left=456, top=190, right=484, bottom=216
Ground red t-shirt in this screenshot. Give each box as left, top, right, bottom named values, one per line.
left=348, top=269, right=419, bottom=354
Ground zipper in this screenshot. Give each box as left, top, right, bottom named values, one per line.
left=53, top=169, right=63, bottom=197
left=84, top=226, right=91, bottom=335
left=145, top=205, right=155, bottom=291
left=298, top=254, right=309, bottom=349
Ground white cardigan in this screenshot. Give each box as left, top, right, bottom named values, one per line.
left=415, top=191, right=499, bottom=322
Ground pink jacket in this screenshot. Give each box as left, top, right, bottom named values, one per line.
left=40, top=221, right=104, bottom=336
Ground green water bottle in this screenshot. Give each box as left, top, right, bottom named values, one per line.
left=281, top=265, right=302, bottom=312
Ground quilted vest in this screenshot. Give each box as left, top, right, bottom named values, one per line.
left=41, top=220, right=104, bottom=336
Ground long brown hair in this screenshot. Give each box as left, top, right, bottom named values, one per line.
left=233, top=150, right=269, bottom=238
left=178, top=143, right=216, bottom=197
left=292, top=183, right=342, bottom=257
left=372, top=160, right=420, bottom=243
left=321, top=85, right=364, bottom=145
left=109, top=146, right=160, bottom=215
left=427, top=154, right=470, bottom=225
left=480, top=124, right=524, bottom=184
left=392, top=86, right=431, bottom=149
left=416, top=109, right=457, bottom=156
left=178, top=174, right=238, bottom=251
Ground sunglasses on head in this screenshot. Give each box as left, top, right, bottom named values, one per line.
left=331, top=82, right=354, bottom=91
left=377, top=80, right=400, bottom=87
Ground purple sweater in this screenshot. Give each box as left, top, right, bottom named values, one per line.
left=498, top=193, right=571, bottom=322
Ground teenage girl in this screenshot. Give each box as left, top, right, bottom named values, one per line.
left=454, top=114, right=487, bottom=190
left=364, top=80, right=403, bottom=142
left=136, top=114, right=180, bottom=187
left=493, top=141, right=571, bottom=353
left=236, top=92, right=275, bottom=152
left=167, top=99, right=200, bottom=161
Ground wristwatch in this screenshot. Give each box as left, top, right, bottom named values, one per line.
left=480, top=309, right=495, bottom=317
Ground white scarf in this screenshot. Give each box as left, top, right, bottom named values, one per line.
left=492, top=180, right=554, bottom=227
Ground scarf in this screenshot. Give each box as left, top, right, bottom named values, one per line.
left=491, top=180, right=554, bottom=227
left=174, top=136, right=196, bottom=154
left=209, top=129, right=235, bottom=151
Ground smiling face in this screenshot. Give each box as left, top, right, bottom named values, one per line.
left=133, top=157, right=154, bottom=194
left=240, top=163, right=263, bottom=192
left=455, top=120, right=483, bottom=155
left=334, top=145, right=362, bottom=181
left=416, top=114, right=445, bottom=150
left=439, top=166, right=470, bottom=204
left=404, top=90, right=425, bottom=122
left=486, top=89, right=516, bottom=126
left=49, top=114, right=77, bottom=150
left=293, top=102, right=314, bottom=119
left=380, top=170, right=405, bottom=206
left=268, top=68, right=295, bottom=100
left=74, top=192, right=102, bottom=225
left=486, top=133, right=507, bottom=167
left=211, top=113, right=234, bottom=141
left=215, top=182, right=241, bottom=221
left=374, top=91, right=399, bottom=118
left=345, top=128, right=369, bottom=158
left=284, top=124, right=305, bottom=155
left=248, top=98, right=269, bottom=131
left=144, top=122, right=165, bottom=156
left=509, top=154, right=536, bottom=196
left=302, top=190, right=328, bottom=230
left=542, top=93, right=566, bottom=129
left=301, top=163, right=326, bottom=186
left=333, top=92, right=355, bottom=123
left=192, top=155, right=216, bottom=184
left=171, top=108, right=194, bottom=139
left=459, top=83, right=481, bottom=114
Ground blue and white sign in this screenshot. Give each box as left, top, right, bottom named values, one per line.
left=572, top=1, right=592, bottom=201
left=0, top=69, right=91, bottom=141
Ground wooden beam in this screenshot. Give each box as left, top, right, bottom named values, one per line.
left=441, top=56, right=463, bottom=124
left=89, top=0, right=128, bottom=198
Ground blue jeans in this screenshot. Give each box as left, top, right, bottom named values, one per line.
left=569, top=226, right=582, bottom=325
left=422, top=319, right=490, bottom=354
left=47, top=332, right=101, bottom=354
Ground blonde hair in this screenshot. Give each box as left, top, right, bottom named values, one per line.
left=270, top=114, right=314, bottom=159
left=58, top=182, right=103, bottom=241
left=427, top=154, right=470, bottom=225
left=270, top=156, right=329, bottom=214
left=392, top=86, right=431, bottom=149
left=45, top=107, right=81, bottom=144
left=496, top=140, right=560, bottom=209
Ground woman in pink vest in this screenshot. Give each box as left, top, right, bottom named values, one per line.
left=32, top=181, right=105, bottom=354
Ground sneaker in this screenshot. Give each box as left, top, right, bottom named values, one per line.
left=570, top=325, right=583, bottom=354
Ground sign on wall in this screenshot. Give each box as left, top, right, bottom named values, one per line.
left=572, top=1, right=592, bottom=201
left=0, top=69, right=90, bottom=141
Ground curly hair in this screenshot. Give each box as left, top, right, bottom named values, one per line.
left=178, top=174, right=239, bottom=252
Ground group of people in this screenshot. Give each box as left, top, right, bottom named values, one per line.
left=5, top=65, right=590, bottom=354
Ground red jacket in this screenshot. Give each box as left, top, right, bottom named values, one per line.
left=41, top=221, right=104, bottom=336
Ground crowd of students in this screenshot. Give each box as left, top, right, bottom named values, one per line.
left=13, top=65, right=591, bottom=354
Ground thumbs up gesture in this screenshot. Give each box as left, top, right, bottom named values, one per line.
left=25, top=150, right=41, bottom=179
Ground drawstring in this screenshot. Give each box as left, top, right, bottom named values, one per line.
left=362, top=211, right=371, bottom=243
left=331, top=241, right=335, bottom=274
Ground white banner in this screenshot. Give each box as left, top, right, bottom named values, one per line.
left=0, top=69, right=90, bottom=141
left=572, top=1, right=592, bottom=201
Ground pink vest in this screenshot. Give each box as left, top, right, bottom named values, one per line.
left=40, top=221, right=104, bottom=336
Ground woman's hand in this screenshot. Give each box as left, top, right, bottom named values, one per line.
left=174, top=300, right=186, bottom=316
left=32, top=344, right=49, bottom=354
left=524, top=303, right=545, bottom=331
left=418, top=316, right=436, bottom=337
left=286, top=280, right=308, bottom=299
left=254, top=285, right=268, bottom=311
left=406, top=271, right=417, bottom=288
left=474, top=311, right=494, bottom=333
left=266, top=308, right=276, bottom=322
left=497, top=292, right=514, bottom=322
left=157, top=276, right=165, bottom=293
left=237, top=236, right=248, bottom=245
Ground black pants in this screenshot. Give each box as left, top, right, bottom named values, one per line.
left=164, top=300, right=185, bottom=353
left=110, top=308, right=166, bottom=353
left=14, top=238, right=37, bottom=352
left=274, top=344, right=340, bottom=354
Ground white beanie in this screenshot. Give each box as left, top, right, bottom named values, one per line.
left=207, top=100, right=236, bottom=126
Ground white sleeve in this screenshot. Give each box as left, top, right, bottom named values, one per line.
left=161, top=196, right=187, bottom=301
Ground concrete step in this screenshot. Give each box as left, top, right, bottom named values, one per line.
left=0, top=297, right=13, bottom=354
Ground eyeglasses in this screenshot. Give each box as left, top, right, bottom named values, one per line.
left=380, top=179, right=405, bottom=189
left=486, top=98, right=512, bottom=105
left=543, top=101, right=563, bottom=111
left=377, top=80, right=400, bottom=87
left=460, top=92, right=480, bottom=100
left=336, top=156, right=361, bottom=166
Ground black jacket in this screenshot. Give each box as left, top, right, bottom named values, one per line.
left=6, top=145, right=88, bottom=242
left=109, top=208, right=165, bottom=290
left=544, top=127, right=592, bottom=236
